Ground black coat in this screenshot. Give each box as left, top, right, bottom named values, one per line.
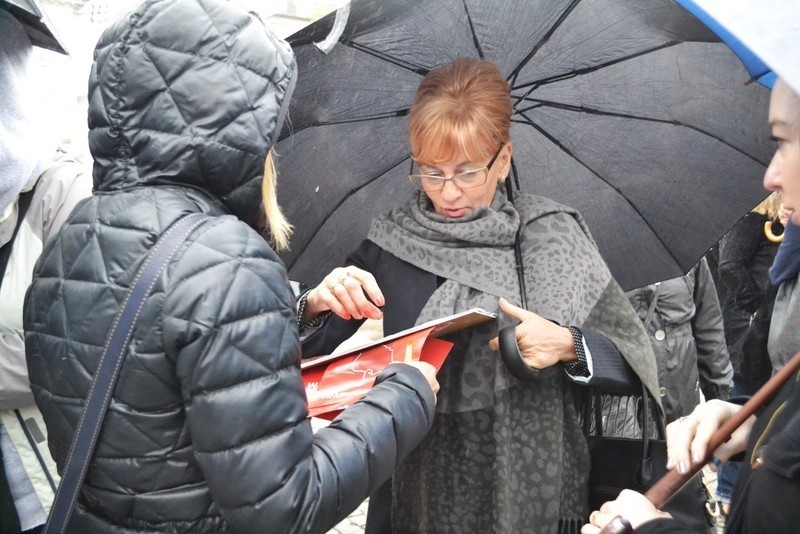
left=718, top=213, right=780, bottom=386
left=23, top=2, right=434, bottom=532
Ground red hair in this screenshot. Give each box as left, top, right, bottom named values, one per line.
left=408, top=58, right=512, bottom=165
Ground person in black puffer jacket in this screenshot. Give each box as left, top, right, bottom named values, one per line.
left=22, top=1, right=438, bottom=532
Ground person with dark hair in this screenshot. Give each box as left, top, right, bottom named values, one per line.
left=23, top=1, right=439, bottom=532
left=583, top=77, right=800, bottom=534
left=298, top=57, right=658, bottom=534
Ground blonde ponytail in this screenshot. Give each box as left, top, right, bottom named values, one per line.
left=261, top=150, right=292, bottom=251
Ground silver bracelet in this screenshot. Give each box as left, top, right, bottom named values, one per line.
left=296, top=288, right=330, bottom=329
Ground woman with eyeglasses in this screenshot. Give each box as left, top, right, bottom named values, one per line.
left=298, top=57, right=658, bottom=534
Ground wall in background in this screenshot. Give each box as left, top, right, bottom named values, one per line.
left=33, top=0, right=345, bottom=154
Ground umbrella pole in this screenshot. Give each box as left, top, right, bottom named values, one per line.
left=506, top=159, right=527, bottom=309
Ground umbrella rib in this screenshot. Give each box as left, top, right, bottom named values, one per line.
left=508, top=0, right=581, bottom=87
left=513, top=42, right=684, bottom=92
left=295, top=154, right=411, bottom=265
left=460, top=0, right=484, bottom=59
left=341, top=40, right=429, bottom=75
left=514, top=109, right=683, bottom=268
left=513, top=100, right=765, bottom=166
left=279, top=110, right=410, bottom=139
left=314, top=110, right=409, bottom=125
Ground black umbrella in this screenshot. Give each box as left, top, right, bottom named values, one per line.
left=1, top=0, right=67, bottom=54
left=275, top=0, right=773, bottom=291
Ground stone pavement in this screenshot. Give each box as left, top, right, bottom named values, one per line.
left=327, top=499, right=368, bottom=534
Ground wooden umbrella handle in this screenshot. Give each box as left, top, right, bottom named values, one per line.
left=599, top=350, right=800, bottom=533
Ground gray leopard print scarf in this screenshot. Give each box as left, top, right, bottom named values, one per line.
left=368, top=189, right=658, bottom=533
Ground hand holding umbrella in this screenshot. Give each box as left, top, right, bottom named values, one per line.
left=488, top=297, right=574, bottom=371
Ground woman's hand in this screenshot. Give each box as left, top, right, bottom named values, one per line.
left=304, top=267, right=384, bottom=322
left=488, top=297, right=573, bottom=369
left=665, top=400, right=754, bottom=475
left=404, top=361, right=440, bottom=402
left=581, top=490, right=670, bottom=533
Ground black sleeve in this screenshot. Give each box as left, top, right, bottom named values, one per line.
left=718, top=214, right=764, bottom=313
left=580, top=329, right=641, bottom=394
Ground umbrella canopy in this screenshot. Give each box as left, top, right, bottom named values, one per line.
left=0, top=0, right=67, bottom=54
left=275, top=0, right=774, bottom=291
left=676, top=0, right=800, bottom=93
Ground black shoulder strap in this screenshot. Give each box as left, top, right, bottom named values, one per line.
left=0, top=189, right=36, bottom=293
left=43, top=213, right=211, bottom=533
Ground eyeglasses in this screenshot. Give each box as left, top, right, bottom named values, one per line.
left=409, top=144, right=504, bottom=192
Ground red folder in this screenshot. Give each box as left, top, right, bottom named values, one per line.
left=302, top=308, right=496, bottom=419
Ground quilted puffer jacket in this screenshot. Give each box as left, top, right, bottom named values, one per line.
left=23, top=1, right=434, bottom=532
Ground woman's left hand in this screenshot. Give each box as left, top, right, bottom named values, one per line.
left=488, top=297, right=574, bottom=369
left=581, top=490, right=670, bottom=533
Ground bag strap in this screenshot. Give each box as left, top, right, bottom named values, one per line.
left=43, top=213, right=210, bottom=533
left=642, top=282, right=660, bottom=332
left=0, top=188, right=35, bottom=294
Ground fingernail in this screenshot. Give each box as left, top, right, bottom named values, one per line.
left=678, top=461, right=687, bottom=475
left=692, top=450, right=703, bottom=464
left=666, top=457, right=674, bottom=469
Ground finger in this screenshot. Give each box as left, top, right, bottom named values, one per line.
left=341, top=270, right=384, bottom=320
left=487, top=335, right=500, bottom=352
left=406, top=361, right=440, bottom=395
left=320, top=284, right=352, bottom=320
left=713, top=424, right=750, bottom=463
left=690, top=414, right=719, bottom=467
left=588, top=509, right=615, bottom=529
left=497, top=297, right=532, bottom=321
left=330, top=280, right=362, bottom=319
left=666, top=415, right=698, bottom=473
left=348, top=267, right=385, bottom=308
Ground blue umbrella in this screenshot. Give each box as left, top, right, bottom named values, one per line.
left=675, top=0, right=800, bottom=92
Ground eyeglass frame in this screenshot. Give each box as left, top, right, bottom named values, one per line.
left=408, top=143, right=505, bottom=192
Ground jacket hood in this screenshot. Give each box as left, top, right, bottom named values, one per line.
left=87, top=0, right=296, bottom=228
